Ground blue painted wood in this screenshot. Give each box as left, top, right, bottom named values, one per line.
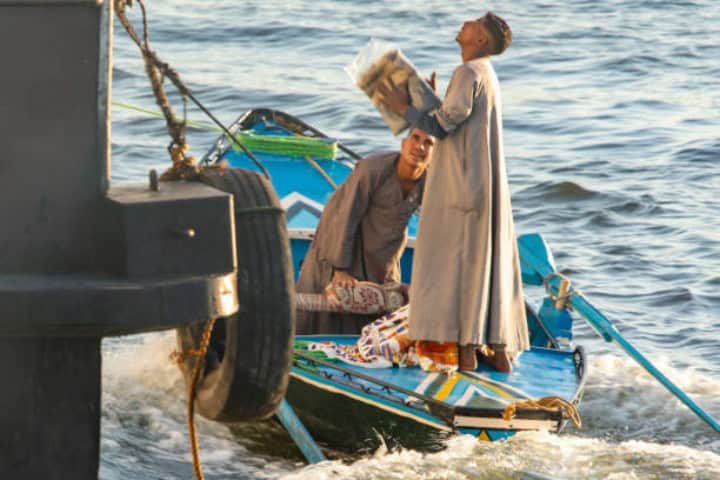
left=275, top=398, right=327, bottom=464
left=518, top=234, right=720, bottom=433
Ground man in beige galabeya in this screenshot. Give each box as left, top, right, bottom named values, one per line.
left=379, top=12, right=529, bottom=372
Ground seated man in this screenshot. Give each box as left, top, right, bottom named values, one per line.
left=296, top=127, right=435, bottom=334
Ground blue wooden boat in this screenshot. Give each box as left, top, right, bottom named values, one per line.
left=200, top=108, right=586, bottom=450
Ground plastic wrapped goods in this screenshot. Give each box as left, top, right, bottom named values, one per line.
left=347, top=39, right=441, bottom=135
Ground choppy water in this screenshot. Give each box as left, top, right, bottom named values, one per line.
left=106, top=0, right=720, bottom=478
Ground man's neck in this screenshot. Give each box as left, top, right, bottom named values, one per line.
left=461, top=45, right=490, bottom=63
left=396, top=161, right=423, bottom=182
left=396, top=161, right=423, bottom=195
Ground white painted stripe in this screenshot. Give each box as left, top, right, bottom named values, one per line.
left=454, top=415, right=557, bottom=431
left=460, top=371, right=533, bottom=399
left=280, top=192, right=326, bottom=212
left=456, top=385, right=512, bottom=407
left=414, top=372, right=439, bottom=395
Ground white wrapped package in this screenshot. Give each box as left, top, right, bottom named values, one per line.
left=346, top=39, right=441, bottom=135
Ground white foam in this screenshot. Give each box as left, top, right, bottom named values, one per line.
left=280, top=432, right=720, bottom=480
left=574, top=353, right=720, bottom=451
left=100, top=332, right=296, bottom=478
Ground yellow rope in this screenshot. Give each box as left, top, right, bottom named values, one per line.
left=170, top=319, right=217, bottom=480
left=502, top=395, right=582, bottom=428
left=188, top=318, right=217, bottom=480
left=303, top=155, right=338, bottom=190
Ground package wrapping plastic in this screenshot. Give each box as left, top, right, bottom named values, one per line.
left=346, top=39, right=441, bottom=135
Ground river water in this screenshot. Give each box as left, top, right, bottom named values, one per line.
left=105, top=1, right=720, bottom=478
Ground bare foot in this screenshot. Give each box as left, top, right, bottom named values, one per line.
left=481, top=351, right=513, bottom=373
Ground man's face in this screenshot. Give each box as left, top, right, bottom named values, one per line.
left=456, top=16, right=491, bottom=49
left=400, top=128, right=435, bottom=170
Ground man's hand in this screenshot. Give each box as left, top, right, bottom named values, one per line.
left=332, top=270, right=358, bottom=289
left=377, top=78, right=410, bottom=116
left=324, top=270, right=358, bottom=306
left=426, top=72, right=437, bottom=93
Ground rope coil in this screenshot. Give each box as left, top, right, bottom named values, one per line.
left=502, top=395, right=582, bottom=429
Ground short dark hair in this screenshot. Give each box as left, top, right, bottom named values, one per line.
left=484, top=12, right=512, bottom=55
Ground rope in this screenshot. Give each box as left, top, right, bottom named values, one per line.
left=112, top=100, right=220, bottom=132
left=543, top=272, right=575, bottom=310
left=113, top=0, right=270, bottom=180
left=502, top=395, right=582, bottom=429
left=303, top=155, right=338, bottom=190
left=168, top=318, right=217, bottom=480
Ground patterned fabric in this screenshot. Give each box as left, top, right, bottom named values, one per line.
left=296, top=281, right=407, bottom=315
left=356, top=305, right=413, bottom=363
left=301, top=305, right=458, bottom=373
left=305, top=340, right=392, bottom=368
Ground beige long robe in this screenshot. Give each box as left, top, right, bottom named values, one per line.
left=296, top=152, right=424, bottom=335
left=408, top=58, right=529, bottom=354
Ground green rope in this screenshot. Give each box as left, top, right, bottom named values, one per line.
left=112, top=101, right=220, bottom=132
left=232, top=132, right=337, bottom=160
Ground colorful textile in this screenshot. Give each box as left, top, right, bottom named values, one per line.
left=299, top=305, right=412, bottom=369
left=299, top=306, right=458, bottom=373
left=356, top=305, right=412, bottom=363
left=305, top=340, right=392, bottom=368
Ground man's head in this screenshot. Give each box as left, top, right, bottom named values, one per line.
left=398, top=127, right=435, bottom=176
left=456, top=12, right=512, bottom=56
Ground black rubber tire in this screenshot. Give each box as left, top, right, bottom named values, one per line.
left=176, top=168, right=295, bottom=422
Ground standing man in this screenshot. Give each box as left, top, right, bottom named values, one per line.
left=378, top=12, right=529, bottom=372
left=296, top=128, right=435, bottom=335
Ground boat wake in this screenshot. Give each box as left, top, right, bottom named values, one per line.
left=576, top=354, right=720, bottom=453
left=281, top=431, right=720, bottom=480
left=101, top=332, right=298, bottom=479
left=100, top=334, right=720, bottom=479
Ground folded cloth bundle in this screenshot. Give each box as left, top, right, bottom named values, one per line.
left=349, top=40, right=441, bottom=135
left=296, top=281, right=407, bottom=315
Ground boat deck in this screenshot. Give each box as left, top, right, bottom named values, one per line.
left=295, top=335, right=581, bottom=410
